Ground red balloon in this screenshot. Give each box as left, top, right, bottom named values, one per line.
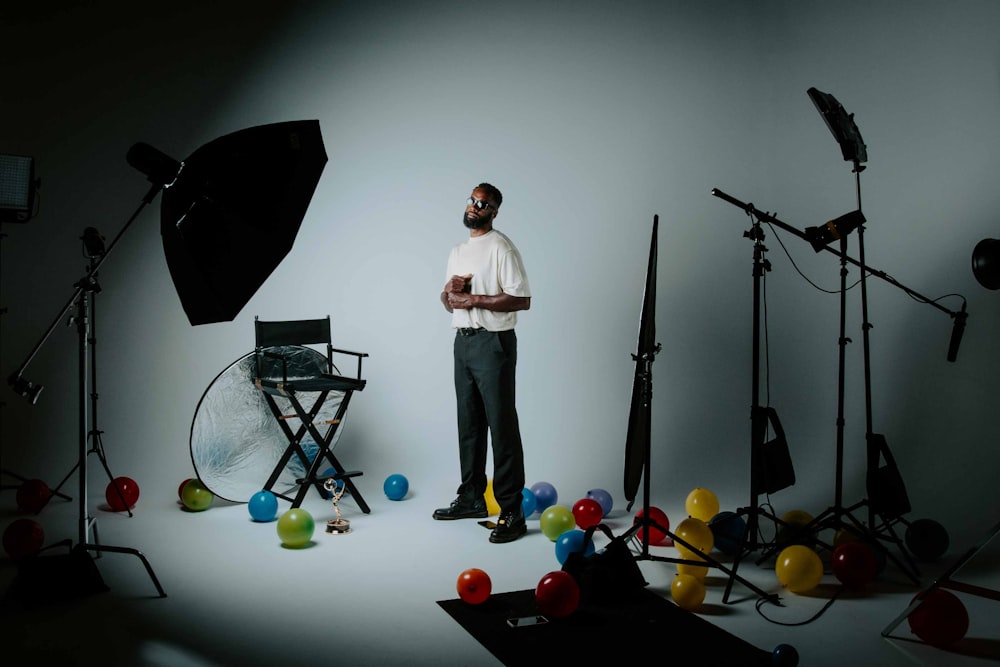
left=456, top=568, right=492, bottom=605
left=831, top=541, right=877, bottom=588
left=633, top=506, right=671, bottom=546
left=535, top=570, right=580, bottom=618
left=3, top=518, right=45, bottom=560
left=16, top=478, right=52, bottom=513
left=908, top=588, right=969, bottom=648
left=106, top=476, right=140, bottom=511
left=572, top=498, right=603, bottom=530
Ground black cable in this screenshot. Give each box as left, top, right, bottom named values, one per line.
left=765, top=221, right=862, bottom=293
left=755, top=586, right=844, bottom=626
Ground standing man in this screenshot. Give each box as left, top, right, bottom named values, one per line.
left=433, top=182, right=531, bottom=544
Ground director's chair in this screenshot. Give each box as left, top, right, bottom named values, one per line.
left=253, top=315, right=370, bottom=513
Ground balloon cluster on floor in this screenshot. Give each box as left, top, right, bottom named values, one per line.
left=501, top=481, right=968, bottom=652
left=151, top=470, right=968, bottom=653
left=452, top=479, right=619, bottom=621
left=762, top=509, right=965, bottom=649
left=167, top=471, right=420, bottom=549
left=411, top=478, right=607, bottom=620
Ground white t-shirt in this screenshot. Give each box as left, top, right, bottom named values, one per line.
left=445, top=229, right=531, bottom=332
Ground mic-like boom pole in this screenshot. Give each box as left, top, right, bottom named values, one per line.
left=711, top=187, right=966, bottom=362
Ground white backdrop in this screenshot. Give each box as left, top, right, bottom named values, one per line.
left=2, top=1, right=998, bottom=549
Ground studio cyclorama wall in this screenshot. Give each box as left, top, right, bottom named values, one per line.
left=1, top=1, right=999, bottom=551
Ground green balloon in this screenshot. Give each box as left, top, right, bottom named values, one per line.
left=277, top=508, right=315, bottom=548
left=540, top=505, right=575, bottom=541
left=181, top=479, right=214, bottom=511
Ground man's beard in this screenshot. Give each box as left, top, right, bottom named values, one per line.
left=463, top=212, right=489, bottom=229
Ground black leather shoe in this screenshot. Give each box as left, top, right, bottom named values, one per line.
left=490, top=508, right=527, bottom=543
left=433, top=496, right=488, bottom=520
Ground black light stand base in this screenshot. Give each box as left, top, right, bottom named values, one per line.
left=2, top=540, right=108, bottom=609
left=721, top=505, right=822, bottom=604
left=624, top=514, right=781, bottom=606
left=83, top=542, right=167, bottom=598
left=810, top=501, right=921, bottom=585
left=2, top=539, right=166, bottom=610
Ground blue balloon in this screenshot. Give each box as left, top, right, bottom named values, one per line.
left=383, top=474, right=409, bottom=501
left=586, top=488, right=614, bottom=517
left=772, top=643, right=799, bottom=667
left=709, top=511, right=746, bottom=555
left=530, top=482, right=557, bottom=513
left=248, top=490, right=278, bottom=522
left=521, top=487, right=538, bottom=516
left=554, top=529, right=596, bottom=564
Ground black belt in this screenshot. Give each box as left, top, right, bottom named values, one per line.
left=457, top=327, right=487, bottom=336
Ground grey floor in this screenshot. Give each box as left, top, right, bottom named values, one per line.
left=2, top=478, right=999, bottom=667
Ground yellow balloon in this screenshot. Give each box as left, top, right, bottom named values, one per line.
left=671, top=573, right=706, bottom=609
left=677, top=561, right=708, bottom=580
left=780, top=509, right=814, bottom=526
left=676, top=544, right=705, bottom=564
left=775, top=545, right=824, bottom=593
left=676, top=516, right=714, bottom=555
left=685, top=487, right=720, bottom=523
left=776, top=509, right=815, bottom=547
left=485, top=479, right=500, bottom=516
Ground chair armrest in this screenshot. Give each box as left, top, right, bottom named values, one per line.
left=330, top=348, right=368, bottom=358
left=330, top=347, right=368, bottom=381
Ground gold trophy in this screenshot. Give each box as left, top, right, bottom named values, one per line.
left=324, top=478, right=351, bottom=534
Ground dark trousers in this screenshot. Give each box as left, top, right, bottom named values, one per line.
left=453, top=329, right=525, bottom=513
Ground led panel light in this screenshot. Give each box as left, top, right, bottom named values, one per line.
left=0, top=154, right=36, bottom=222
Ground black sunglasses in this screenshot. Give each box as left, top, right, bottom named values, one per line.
left=466, top=197, right=495, bottom=211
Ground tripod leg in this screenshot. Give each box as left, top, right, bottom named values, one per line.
left=85, top=543, right=167, bottom=598
left=721, top=510, right=756, bottom=604
left=91, top=432, right=134, bottom=517
left=36, top=463, right=80, bottom=513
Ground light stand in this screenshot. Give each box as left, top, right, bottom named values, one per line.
left=46, top=230, right=135, bottom=518
left=620, top=215, right=780, bottom=605
left=8, top=187, right=167, bottom=598
left=713, top=200, right=800, bottom=604
left=804, top=89, right=923, bottom=582
left=804, top=163, right=921, bottom=583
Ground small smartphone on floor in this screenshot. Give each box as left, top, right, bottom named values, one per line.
left=506, top=615, right=549, bottom=628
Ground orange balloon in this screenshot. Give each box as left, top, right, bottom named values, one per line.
left=457, top=568, right=492, bottom=604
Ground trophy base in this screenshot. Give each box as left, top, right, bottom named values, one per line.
left=326, top=519, right=351, bottom=535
